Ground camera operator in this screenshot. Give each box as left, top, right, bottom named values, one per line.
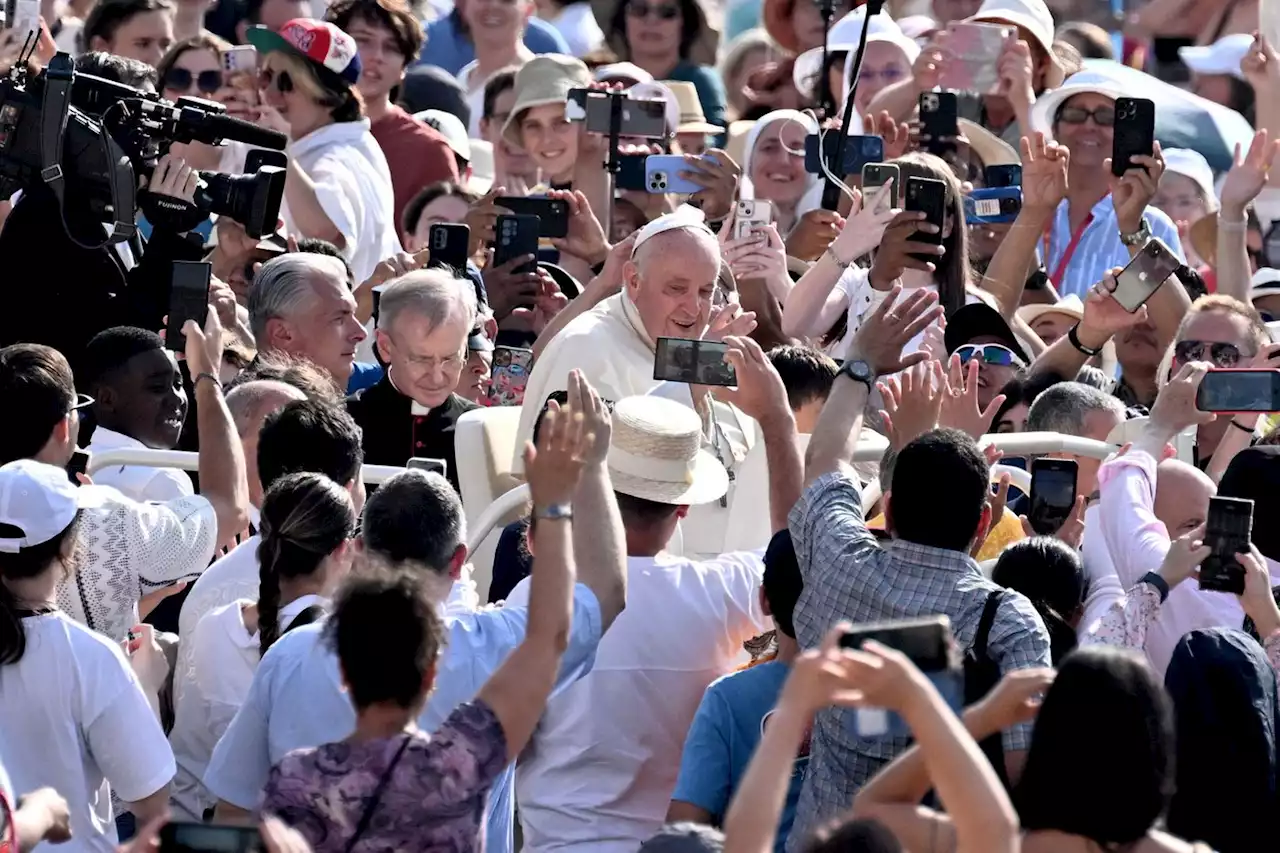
left=0, top=52, right=212, bottom=374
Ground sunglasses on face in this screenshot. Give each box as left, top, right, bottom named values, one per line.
left=1174, top=339, right=1244, bottom=368
left=627, top=1, right=680, bottom=19
left=259, top=67, right=295, bottom=94
left=956, top=343, right=1022, bottom=367
left=165, top=67, right=223, bottom=95
left=1056, top=105, right=1116, bottom=127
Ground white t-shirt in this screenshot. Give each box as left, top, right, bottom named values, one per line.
left=0, top=613, right=174, bottom=852
left=56, top=486, right=218, bottom=643
left=828, top=267, right=983, bottom=361
left=507, top=550, right=772, bottom=853
left=546, top=3, right=604, bottom=57
left=280, top=119, right=402, bottom=286
left=458, top=62, right=488, bottom=140
left=85, top=428, right=194, bottom=504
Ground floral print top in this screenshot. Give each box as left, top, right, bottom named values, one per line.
left=261, top=700, right=507, bottom=852
left=1087, top=581, right=1280, bottom=675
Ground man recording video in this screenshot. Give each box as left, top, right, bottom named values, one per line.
left=0, top=51, right=284, bottom=374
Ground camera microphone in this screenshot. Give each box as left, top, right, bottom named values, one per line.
left=200, top=112, right=288, bottom=151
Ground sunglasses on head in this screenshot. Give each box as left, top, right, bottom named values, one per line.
left=259, top=67, right=295, bottom=94
left=1056, top=105, right=1116, bottom=127
left=165, top=67, right=223, bottom=95
left=627, top=0, right=680, bottom=19
left=1174, top=339, right=1244, bottom=368
left=956, top=343, right=1022, bottom=367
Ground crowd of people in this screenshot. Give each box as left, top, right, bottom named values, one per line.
left=2, top=0, right=1280, bottom=849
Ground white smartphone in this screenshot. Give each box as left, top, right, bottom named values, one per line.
left=10, top=0, right=39, bottom=36
left=221, top=45, right=258, bottom=74
left=733, top=199, right=772, bottom=240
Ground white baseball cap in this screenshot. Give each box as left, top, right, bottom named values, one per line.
left=0, top=460, right=104, bottom=553
left=1179, top=33, right=1253, bottom=80
left=1162, top=148, right=1218, bottom=208
left=416, top=109, right=470, bottom=162
left=1249, top=268, right=1280, bottom=303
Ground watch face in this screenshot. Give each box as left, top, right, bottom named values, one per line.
left=845, top=360, right=873, bottom=381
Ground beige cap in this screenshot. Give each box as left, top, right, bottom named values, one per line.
left=664, top=79, right=724, bottom=135
left=501, top=55, right=592, bottom=150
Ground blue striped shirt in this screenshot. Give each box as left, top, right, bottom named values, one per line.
left=1045, top=196, right=1184, bottom=300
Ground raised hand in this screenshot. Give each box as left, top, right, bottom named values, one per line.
left=786, top=209, right=844, bottom=262
left=868, top=210, right=943, bottom=289
left=912, top=31, right=950, bottom=92
left=680, top=148, right=742, bottom=222
left=723, top=223, right=788, bottom=284
left=1085, top=269, right=1149, bottom=338
left=548, top=189, right=610, bottom=266
left=703, top=302, right=759, bottom=343
left=997, top=38, right=1036, bottom=114
left=566, top=370, right=612, bottom=466
left=1157, top=525, right=1209, bottom=588
left=1020, top=133, right=1070, bottom=212
left=1239, top=544, right=1280, bottom=636
left=1149, top=360, right=1217, bottom=437
left=864, top=111, right=912, bottom=160
left=939, top=355, right=1006, bottom=439
left=523, top=401, right=590, bottom=508
left=850, top=284, right=942, bottom=376
left=830, top=181, right=900, bottom=264
left=1240, top=33, right=1280, bottom=92
left=717, top=335, right=793, bottom=426
left=482, top=251, right=541, bottom=321
left=969, top=668, right=1056, bottom=735
left=1219, top=130, right=1279, bottom=217
left=1108, top=142, right=1165, bottom=234
left=878, top=359, right=943, bottom=448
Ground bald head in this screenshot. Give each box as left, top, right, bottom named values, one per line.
left=227, top=379, right=307, bottom=437
left=626, top=226, right=722, bottom=342
left=1154, top=458, right=1215, bottom=539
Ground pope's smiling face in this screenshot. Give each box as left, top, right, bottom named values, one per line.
left=623, top=228, right=720, bottom=341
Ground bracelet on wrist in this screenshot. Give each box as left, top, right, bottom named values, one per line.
left=193, top=371, right=222, bottom=391
left=824, top=245, right=854, bottom=269
left=1141, top=571, right=1171, bottom=603
left=533, top=503, right=573, bottom=521
left=1219, top=216, right=1247, bottom=233
left=1067, top=324, right=1103, bottom=357
left=1230, top=419, right=1256, bottom=435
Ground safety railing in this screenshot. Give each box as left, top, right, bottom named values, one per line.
left=83, top=432, right=1119, bottom=556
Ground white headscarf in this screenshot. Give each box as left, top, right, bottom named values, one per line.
left=739, top=109, right=820, bottom=202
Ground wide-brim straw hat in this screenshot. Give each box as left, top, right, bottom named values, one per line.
left=607, top=396, right=729, bottom=505
left=665, top=79, right=724, bottom=134
left=959, top=118, right=1020, bottom=167
left=594, top=0, right=723, bottom=68
left=502, top=55, right=592, bottom=149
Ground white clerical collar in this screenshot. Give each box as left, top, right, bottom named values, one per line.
left=387, top=367, right=433, bottom=416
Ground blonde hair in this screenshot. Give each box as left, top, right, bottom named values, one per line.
left=264, top=50, right=364, bottom=121
left=1158, top=293, right=1269, bottom=386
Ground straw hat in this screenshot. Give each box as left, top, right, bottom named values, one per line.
left=959, top=118, right=1020, bottom=167
left=665, top=79, right=724, bottom=134
left=1016, top=293, right=1085, bottom=327
left=1189, top=213, right=1220, bottom=267
left=607, top=396, right=729, bottom=505
left=501, top=55, right=592, bottom=149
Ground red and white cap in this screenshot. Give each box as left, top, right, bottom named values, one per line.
left=247, top=18, right=362, bottom=88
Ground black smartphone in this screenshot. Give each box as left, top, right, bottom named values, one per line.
left=1029, top=457, right=1078, bottom=536
left=803, top=134, right=885, bottom=176
left=166, top=261, right=211, bottom=352
left=653, top=337, right=737, bottom=387
left=407, top=457, right=448, bottom=477
left=862, top=163, right=900, bottom=208
left=616, top=152, right=650, bottom=192
left=838, top=615, right=954, bottom=672
left=984, top=164, right=1022, bottom=188
left=1196, top=369, right=1280, bottom=413
left=1111, top=97, right=1155, bottom=177
left=1113, top=238, right=1180, bottom=312
left=494, top=196, right=570, bottom=239
left=67, top=449, right=90, bottom=485
left=159, top=822, right=262, bottom=852
left=586, top=95, right=667, bottom=138
left=426, top=222, right=471, bottom=272
left=1200, top=496, right=1254, bottom=594
left=919, top=91, right=959, bottom=154
left=493, top=214, right=539, bottom=274
left=905, top=176, right=947, bottom=261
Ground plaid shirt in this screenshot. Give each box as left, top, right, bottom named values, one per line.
left=785, top=471, right=1051, bottom=851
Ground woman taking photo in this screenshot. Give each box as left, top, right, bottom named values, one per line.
left=247, top=17, right=401, bottom=284
left=0, top=461, right=173, bottom=851
left=605, top=0, right=726, bottom=136
left=783, top=152, right=977, bottom=359
left=739, top=109, right=817, bottom=237
left=261, top=401, right=591, bottom=852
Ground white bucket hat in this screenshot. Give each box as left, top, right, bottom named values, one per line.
left=607, top=396, right=729, bottom=505
left=1162, top=148, right=1218, bottom=209
left=965, top=0, right=1064, bottom=86
left=0, top=459, right=104, bottom=553
left=1028, top=67, right=1127, bottom=138
left=1179, top=33, right=1253, bottom=80
left=792, top=8, right=919, bottom=99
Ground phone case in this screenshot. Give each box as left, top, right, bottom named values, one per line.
left=487, top=347, right=533, bottom=407
left=733, top=199, right=772, bottom=239
left=493, top=215, right=539, bottom=274
left=495, top=197, right=569, bottom=239
left=919, top=92, right=959, bottom=150
left=905, top=177, right=947, bottom=252
left=964, top=187, right=1022, bottom=224
left=939, top=23, right=1013, bottom=94
left=221, top=45, right=257, bottom=73
left=428, top=223, right=470, bottom=272
left=1114, top=238, right=1179, bottom=312
left=645, top=155, right=703, bottom=194
left=167, top=262, right=212, bottom=351
left=1194, top=369, right=1280, bottom=414
left=616, top=153, right=650, bottom=192
left=1200, top=497, right=1254, bottom=593
left=984, top=164, right=1022, bottom=188
left=1112, top=98, right=1156, bottom=176
left=862, top=164, right=901, bottom=208
left=804, top=134, right=885, bottom=176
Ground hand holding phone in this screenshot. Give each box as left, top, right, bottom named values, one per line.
left=1112, top=238, right=1179, bottom=312
left=1199, top=496, right=1254, bottom=594
left=654, top=338, right=737, bottom=387
left=919, top=91, right=959, bottom=156
left=1028, top=458, right=1078, bottom=536
left=1111, top=97, right=1156, bottom=177
left=166, top=262, right=212, bottom=351
left=1195, top=369, right=1280, bottom=413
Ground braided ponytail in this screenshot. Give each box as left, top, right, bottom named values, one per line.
left=256, top=472, right=357, bottom=657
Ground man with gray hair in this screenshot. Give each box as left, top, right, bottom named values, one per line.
left=346, top=267, right=481, bottom=491
left=1025, top=380, right=1126, bottom=500
left=248, top=254, right=370, bottom=390
left=516, top=212, right=759, bottom=556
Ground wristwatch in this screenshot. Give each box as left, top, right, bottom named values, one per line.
left=534, top=503, right=573, bottom=521
left=840, top=359, right=875, bottom=391
left=1119, top=217, right=1152, bottom=248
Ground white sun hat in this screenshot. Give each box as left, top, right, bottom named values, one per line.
left=1179, top=33, right=1253, bottom=80
left=792, top=7, right=919, bottom=99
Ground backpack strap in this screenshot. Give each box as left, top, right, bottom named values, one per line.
left=283, top=604, right=325, bottom=635
left=974, top=589, right=1005, bottom=660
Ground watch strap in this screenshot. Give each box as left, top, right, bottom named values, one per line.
left=1067, top=324, right=1103, bottom=357
left=1140, top=571, right=1170, bottom=604
left=534, top=503, right=573, bottom=521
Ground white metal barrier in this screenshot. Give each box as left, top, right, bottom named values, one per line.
left=84, top=432, right=1120, bottom=585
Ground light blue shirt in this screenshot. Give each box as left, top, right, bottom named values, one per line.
left=1044, top=196, right=1184, bottom=301
left=418, top=14, right=571, bottom=76
left=202, top=585, right=602, bottom=853
left=671, top=660, right=804, bottom=853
